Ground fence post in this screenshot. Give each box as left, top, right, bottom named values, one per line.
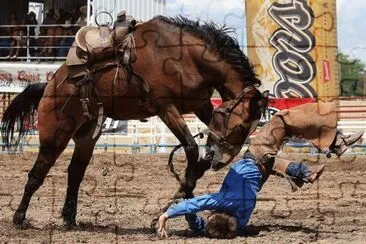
left=26, top=25, right=30, bottom=62
left=132, top=124, right=137, bottom=153
left=104, top=134, right=108, bottom=152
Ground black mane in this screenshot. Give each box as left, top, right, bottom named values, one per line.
left=155, top=15, right=261, bottom=87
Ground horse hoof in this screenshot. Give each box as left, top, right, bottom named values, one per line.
left=173, top=191, right=185, bottom=200
left=173, top=191, right=194, bottom=200
left=62, top=209, right=77, bottom=229
left=63, top=219, right=77, bottom=229
left=13, top=211, right=26, bottom=226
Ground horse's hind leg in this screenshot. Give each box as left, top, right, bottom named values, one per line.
left=13, top=100, right=78, bottom=225
left=62, top=121, right=100, bottom=226
left=13, top=131, right=73, bottom=225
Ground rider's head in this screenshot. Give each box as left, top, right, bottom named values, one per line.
left=205, top=211, right=237, bottom=239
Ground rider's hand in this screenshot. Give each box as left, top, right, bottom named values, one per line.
left=157, top=212, right=169, bottom=238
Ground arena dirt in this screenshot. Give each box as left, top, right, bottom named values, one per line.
left=1, top=152, right=365, bottom=243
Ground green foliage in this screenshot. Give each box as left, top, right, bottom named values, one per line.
left=339, top=53, right=366, bottom=96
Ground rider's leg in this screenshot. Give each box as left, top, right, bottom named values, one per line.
left=272, top=157, right=325, bottom=191
left=285, top=161, right=325, bottom=184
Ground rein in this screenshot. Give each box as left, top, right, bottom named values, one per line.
left=168, top=132, right=205, bottom=183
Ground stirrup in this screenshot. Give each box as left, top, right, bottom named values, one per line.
left=80, top=98, right=93, bottom=120
left=92, top=102, right=104, bottom=139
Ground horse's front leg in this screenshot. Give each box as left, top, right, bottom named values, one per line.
left=159, top=105, right=199, bottom=199
left=194, top=100, right=213, bottom=126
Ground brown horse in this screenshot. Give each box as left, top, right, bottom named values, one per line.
left=1, top=16, right=263, bottom=227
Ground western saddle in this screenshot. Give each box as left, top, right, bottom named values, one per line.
left=64, top=21, right=151, bottom=136
left=66, top=25, right=136, bottom=79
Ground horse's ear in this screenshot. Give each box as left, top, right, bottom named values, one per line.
left=262, top=90, right=270, bottom=98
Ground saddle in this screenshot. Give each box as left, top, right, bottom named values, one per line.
left=66, top=25, right=136, bottom=78
left=63, top=22, right=152, bottom=138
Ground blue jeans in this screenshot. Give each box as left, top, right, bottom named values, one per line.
left=285, top=162, right=309, bottom=180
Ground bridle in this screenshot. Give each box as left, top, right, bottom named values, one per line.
left=205, top=85, right=257, bottom=152
left=168, top=85, right=259, bottom=182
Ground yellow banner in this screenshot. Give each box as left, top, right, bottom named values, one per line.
left=246, top=0, right=339, bottom=100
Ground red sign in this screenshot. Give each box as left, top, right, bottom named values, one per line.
left=268, top=98, right=315, bottom=110
left=211, top=98, right=222, bottom=108
left=210, top=97, right=314, bottom=110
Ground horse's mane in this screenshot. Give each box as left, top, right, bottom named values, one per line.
left=155, top=15, right=261, bottom=87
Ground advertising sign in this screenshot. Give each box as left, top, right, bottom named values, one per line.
left=246, top=0, right=339, bottom=100
left=0, top=63, right=59, bottom=93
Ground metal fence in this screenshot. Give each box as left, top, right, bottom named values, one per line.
left=1, top=115, right=366, bottom=155
left=0, top=24, right=80, bottom=62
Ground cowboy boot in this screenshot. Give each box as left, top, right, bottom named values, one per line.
left=330, top=131, right=364, bottom=157
left=304, top=164, right=325, bottom=183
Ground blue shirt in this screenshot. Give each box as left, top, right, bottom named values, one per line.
left=167, top=157, right=262, bottom=232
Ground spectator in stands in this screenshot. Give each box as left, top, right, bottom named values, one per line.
left=7, top=12, right=25, bottom=59
left=42, top=9, right=56, bottom=26
left=70, top=8, right=79, bottom=24
left=76, top=5, right=88, bottom=27
left=58, top=8, right=67, bottom=23
left=38, top=9, right=54, bottom=58
left=53, top=9, right=61, bottom=24
left=0, top=28, right=11, bottom=57
left=8, top=12, right=19, bottom=36
left=39, top=9, right=63, bottom=60
left=25, top=12, right=38, bottom=57
left=57, top=20, right=74, bottom=57
left=113, top=10, right=137, bottom=30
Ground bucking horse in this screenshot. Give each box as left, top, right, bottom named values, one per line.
left=1, top=16, right=268, bottom=227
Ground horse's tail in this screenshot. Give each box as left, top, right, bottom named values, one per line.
left=1, top=82, right=47, bottom=149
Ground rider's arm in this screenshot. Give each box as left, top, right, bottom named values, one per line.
left=166, top=193, right=227, bottom=218
left=158, top=193, right=228, bottom=234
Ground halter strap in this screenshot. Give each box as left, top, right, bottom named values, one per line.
left=207, top=85, right=257, bottom=152
left=226, top=85, right=256, bottom=113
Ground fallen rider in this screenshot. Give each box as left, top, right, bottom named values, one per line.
left=157, top=102, right=364, bottom=239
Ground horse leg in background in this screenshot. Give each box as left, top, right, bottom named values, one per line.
left=62, top=120, right=101, bottom=227
left=159, top=105, right=199, bottom=199
left=13, top=113, right=76, bottom=225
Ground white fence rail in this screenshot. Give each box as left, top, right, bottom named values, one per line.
left=2, top=115, right=366, bottom=154
left=0, top=24, right=80, bottom=62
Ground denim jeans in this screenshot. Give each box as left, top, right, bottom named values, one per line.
left=285, top=162, right=309, bottom=180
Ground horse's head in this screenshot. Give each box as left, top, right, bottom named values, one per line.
left=202, top=88, right=269, bottom=171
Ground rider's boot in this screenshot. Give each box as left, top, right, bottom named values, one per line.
left=329, top=131, right=364, bottom=157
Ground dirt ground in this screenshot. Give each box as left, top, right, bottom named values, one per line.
left=0, top=151, right=365, bottom=243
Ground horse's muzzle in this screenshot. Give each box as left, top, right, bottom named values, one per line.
left=201, top=146, right=228, bottom=171
left=202, top=150, right=215, bottom=162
